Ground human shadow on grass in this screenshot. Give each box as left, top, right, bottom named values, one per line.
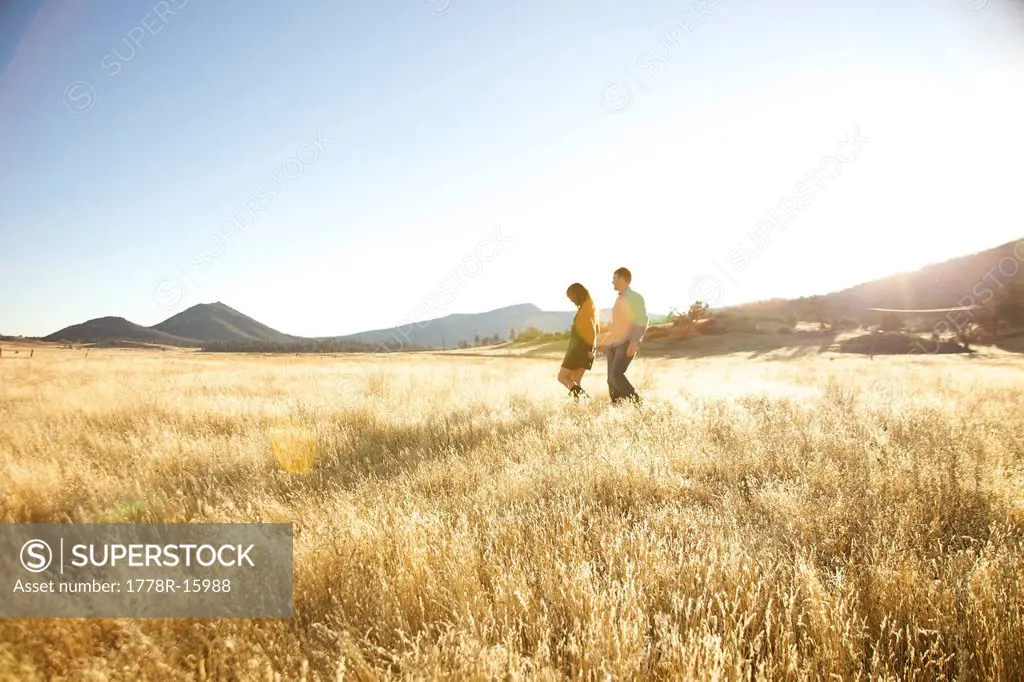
left=993, top=332, right=1024, bottom=355
left=836, top=332, right=971, bottom=356
left=419, top=340, right=571, bottom=360
left=635, top=330, right=839, bottom=361
left=447, top=333, right=840, bottom=362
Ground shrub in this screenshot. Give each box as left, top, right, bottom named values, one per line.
left=697, top=318, right=723, bottom=335
left=879, top=313, right=904, bottom=331
left=687, top=301, right=711, bottom=321
left=669, top=325, right=695, bottom=341
left=516, top=327, right=544, bottom=343
left=644, top=326, right=671, bottom=340
left=833, top=317, right=858, bottom=330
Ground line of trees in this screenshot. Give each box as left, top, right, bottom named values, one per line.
left=199, top=333, right=520, bottom=353
left=512, top=327, right=570, bottom=343
left=471, top=333, right=505, bottom=346
left=666, top=300, right=712, bottom=325
left=199, top=338, right=417, bottom=353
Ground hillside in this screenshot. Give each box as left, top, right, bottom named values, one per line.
left=43, top=317, right=196, bottom=346
left=329, top=303, right=577, bottom=348
left=327, top=303, right=672, bottom=349
left=37, top=238, right=1021, bottom=349
left=727, top=238, right=1022, bottom=321
left=829, top=239, right=1021, bottom=311
left=152, top=302, right=297, bottom=343
left=44, top=303, right=298, bottom=347
left=41, top=303, right=592, bottom=350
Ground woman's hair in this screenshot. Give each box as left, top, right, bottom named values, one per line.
left=566, top=282, right=592, bottom=308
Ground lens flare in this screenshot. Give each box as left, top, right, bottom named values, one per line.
left=270, top=420, right=318, bottom=474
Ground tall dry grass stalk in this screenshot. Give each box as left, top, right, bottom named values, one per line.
left=1, top=351, right=1022, bottom=680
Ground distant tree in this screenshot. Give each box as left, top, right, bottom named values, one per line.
left=687, top=301, right=710, bottom=322
left=200, top=337, right=391, bottom=353
left=473, top=333, right=481, bottom=347
left=991, top=280, right=1024, bottom=328
left=672, top=314, right=693, bottom=332
left=785, top=312, right=799, bottom=327
left=975, top=304, right=1001, bottom=337
left=517, top=326, right=543, bottom=342
left=509, top=328, right=516, bottom=342
left=879, top=312, right=904, bottom=331
left=957, top=324, right=974, bottom=351
left=998, top=301, right=1024, bottom=327
left=805, top=296, right=830, bottom=330
left=458, top=340, right=469, bottom=349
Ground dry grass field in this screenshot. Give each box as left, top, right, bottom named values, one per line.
left=1, top=347, right=1023, bottom=680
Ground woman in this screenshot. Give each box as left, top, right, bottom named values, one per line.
left=559, top=282, right=598, bottom=400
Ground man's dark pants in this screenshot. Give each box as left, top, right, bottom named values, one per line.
left=605, top=342, right=638, bottom=403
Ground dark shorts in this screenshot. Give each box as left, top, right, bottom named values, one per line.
left=561, top=345, right=594, bottom=371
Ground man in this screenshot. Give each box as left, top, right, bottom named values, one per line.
left=596, top=267, right=648, bottom=405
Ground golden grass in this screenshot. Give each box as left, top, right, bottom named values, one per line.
left=1, top=349, right=1023, bottom=680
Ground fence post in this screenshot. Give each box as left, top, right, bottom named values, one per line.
left=30, top=349, right=34, bottom=358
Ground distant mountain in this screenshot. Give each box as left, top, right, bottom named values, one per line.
left=43, top=317, right=195, bottom=346
left=43, top=302, right=294, bottom=347
left=44, top=302, right=589, bottom=348
left=325, top=303, right=577, bottom=348
left=323, top=301, right=677, bottom=348
left=44, top=238, right=1019, bottom=349
left=726, top=238, right=1023, bottom=320
left=826, top=239, right=1021, bottom=312
left=39, top=299, right=659, bottom=350
left=152, top=302, right=297, bottom=343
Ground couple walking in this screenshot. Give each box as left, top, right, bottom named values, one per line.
left=558, top=267, right=648, bottom=405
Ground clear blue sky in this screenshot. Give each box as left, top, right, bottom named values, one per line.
left=1, top=0, right=1023, bottom=337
